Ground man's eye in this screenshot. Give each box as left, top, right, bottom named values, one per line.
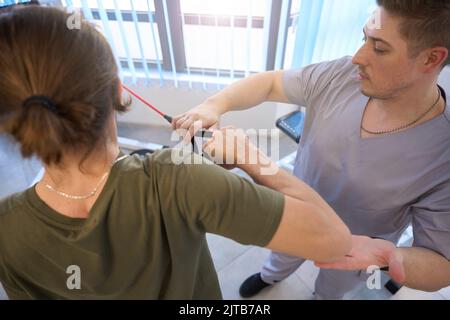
left=373, top=41, right=387, bottom=53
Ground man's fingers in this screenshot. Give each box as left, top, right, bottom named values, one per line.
left=173, top=113, right=188, bottom=128
left=180, top=117, right=194, bottom=130
left=175, top=117, right=188, bottom=130
left=172, top=117, right=181, bottom=129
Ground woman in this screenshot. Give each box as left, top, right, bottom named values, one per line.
left=0, top=5, right=350, bottom=299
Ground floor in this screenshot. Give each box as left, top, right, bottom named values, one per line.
left=0, top=124, right=449, bottom=300
left=207, top=233, right=450, bottom=300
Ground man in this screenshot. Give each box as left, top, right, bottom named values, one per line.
left=173, top=0, right=450, bottom=299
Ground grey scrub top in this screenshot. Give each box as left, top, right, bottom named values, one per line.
left=283, top=57, right=450, bottom=259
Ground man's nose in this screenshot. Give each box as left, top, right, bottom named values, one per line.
left=352, top=45, right=367, bottom=66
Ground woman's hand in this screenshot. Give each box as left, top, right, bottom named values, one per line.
left=203, top=127, right=260, bottom=170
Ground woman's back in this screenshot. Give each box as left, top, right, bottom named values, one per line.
left=0, top=150, right=284, bottom=299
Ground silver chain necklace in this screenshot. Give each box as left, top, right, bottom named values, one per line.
left=361, top=88, right=442, bottom=135
left=43, top=155, right=128, bottom=201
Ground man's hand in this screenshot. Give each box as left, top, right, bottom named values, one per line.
left=172, top=102, right=222, bottom=144
left=315, top=235, right=406, bottom=284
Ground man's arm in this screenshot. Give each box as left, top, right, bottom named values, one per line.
left=316, top=235, right=450, bottom=292
left=199, top=71, right=290, bottom=114
left=172, top=71, right=289, bottom=135
left=398, top=247, right=450, bottom=292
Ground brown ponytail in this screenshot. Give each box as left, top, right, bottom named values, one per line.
left=0, top=5, right=130, bottom=165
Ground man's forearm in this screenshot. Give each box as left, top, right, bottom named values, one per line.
left=396, top=247, right=450, bottom=292
left=206, top=71, right=286, bottom=115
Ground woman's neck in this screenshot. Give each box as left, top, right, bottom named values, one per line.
left=42, top=113, right=120, bottom=190
left=35, top=142, right=121, bottom=219
left=43, top=143, right=121, bottom=187
left=34, top=114, right=122, bottom=218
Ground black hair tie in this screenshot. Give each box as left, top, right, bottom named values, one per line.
left=23, top=96, right=59, bottom=115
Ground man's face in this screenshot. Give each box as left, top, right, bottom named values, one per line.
left=352, top=7, right=422, bottom=99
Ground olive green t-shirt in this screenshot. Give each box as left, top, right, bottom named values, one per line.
left=0, top=149, right=284, bottom=299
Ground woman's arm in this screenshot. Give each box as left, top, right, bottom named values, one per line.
left=203, top=128, right=352, bottom=263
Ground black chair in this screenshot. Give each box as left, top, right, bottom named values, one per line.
left=130, top=149, right=156, bottom=157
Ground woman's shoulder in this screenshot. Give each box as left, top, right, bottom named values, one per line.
left=115, top=149, right=174, bottom=176
left=137, top=148, right=212, bottom=174
left=115, top=149, right=217, bottom=189
left=0, top=191, right=28, bottom=220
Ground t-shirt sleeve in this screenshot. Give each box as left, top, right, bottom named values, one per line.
left=283, top=56, right=353, bottom=108
left=148, top=150, right=285, bottom=247
left=411, top=182, right=450, bottom=260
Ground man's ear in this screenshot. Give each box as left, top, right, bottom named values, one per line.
left=421, top=47, right=448, bottom=73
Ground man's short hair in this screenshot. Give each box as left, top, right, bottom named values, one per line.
left=377, top=0, right=450, bottom=67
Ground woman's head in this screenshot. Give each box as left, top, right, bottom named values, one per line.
left=0, top=5, right=129, bottom=166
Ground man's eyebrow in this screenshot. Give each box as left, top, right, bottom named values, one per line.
left=362, top=28, right=393, bottom=48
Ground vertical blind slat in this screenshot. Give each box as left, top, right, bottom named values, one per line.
left=162, top=0, right=178, bottom=87
left=113, top=0, right=137, bottom=83
left=230, top=15, right=235, bottom=81
left=292, top=0, right=375, bottom=68
left=80, top=0, right=94, bottom=21
left=180, top=11, right=192, bottom=89
left=274, top=0, right=290, bottom=70
left=96, top=0, right=123, bottom=79
left=146, top=0, right=164, bottom=86
left=214, top=14, right=221, bottom=89
left=245, top=0, right=253, bottom=77
left=65, top=0, right=73, bottom=9
left=129, top=0, right=150, bottom=82
left=262, top=0, right=273, bottom=71
left=197, top=14, right=207, bottom=90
